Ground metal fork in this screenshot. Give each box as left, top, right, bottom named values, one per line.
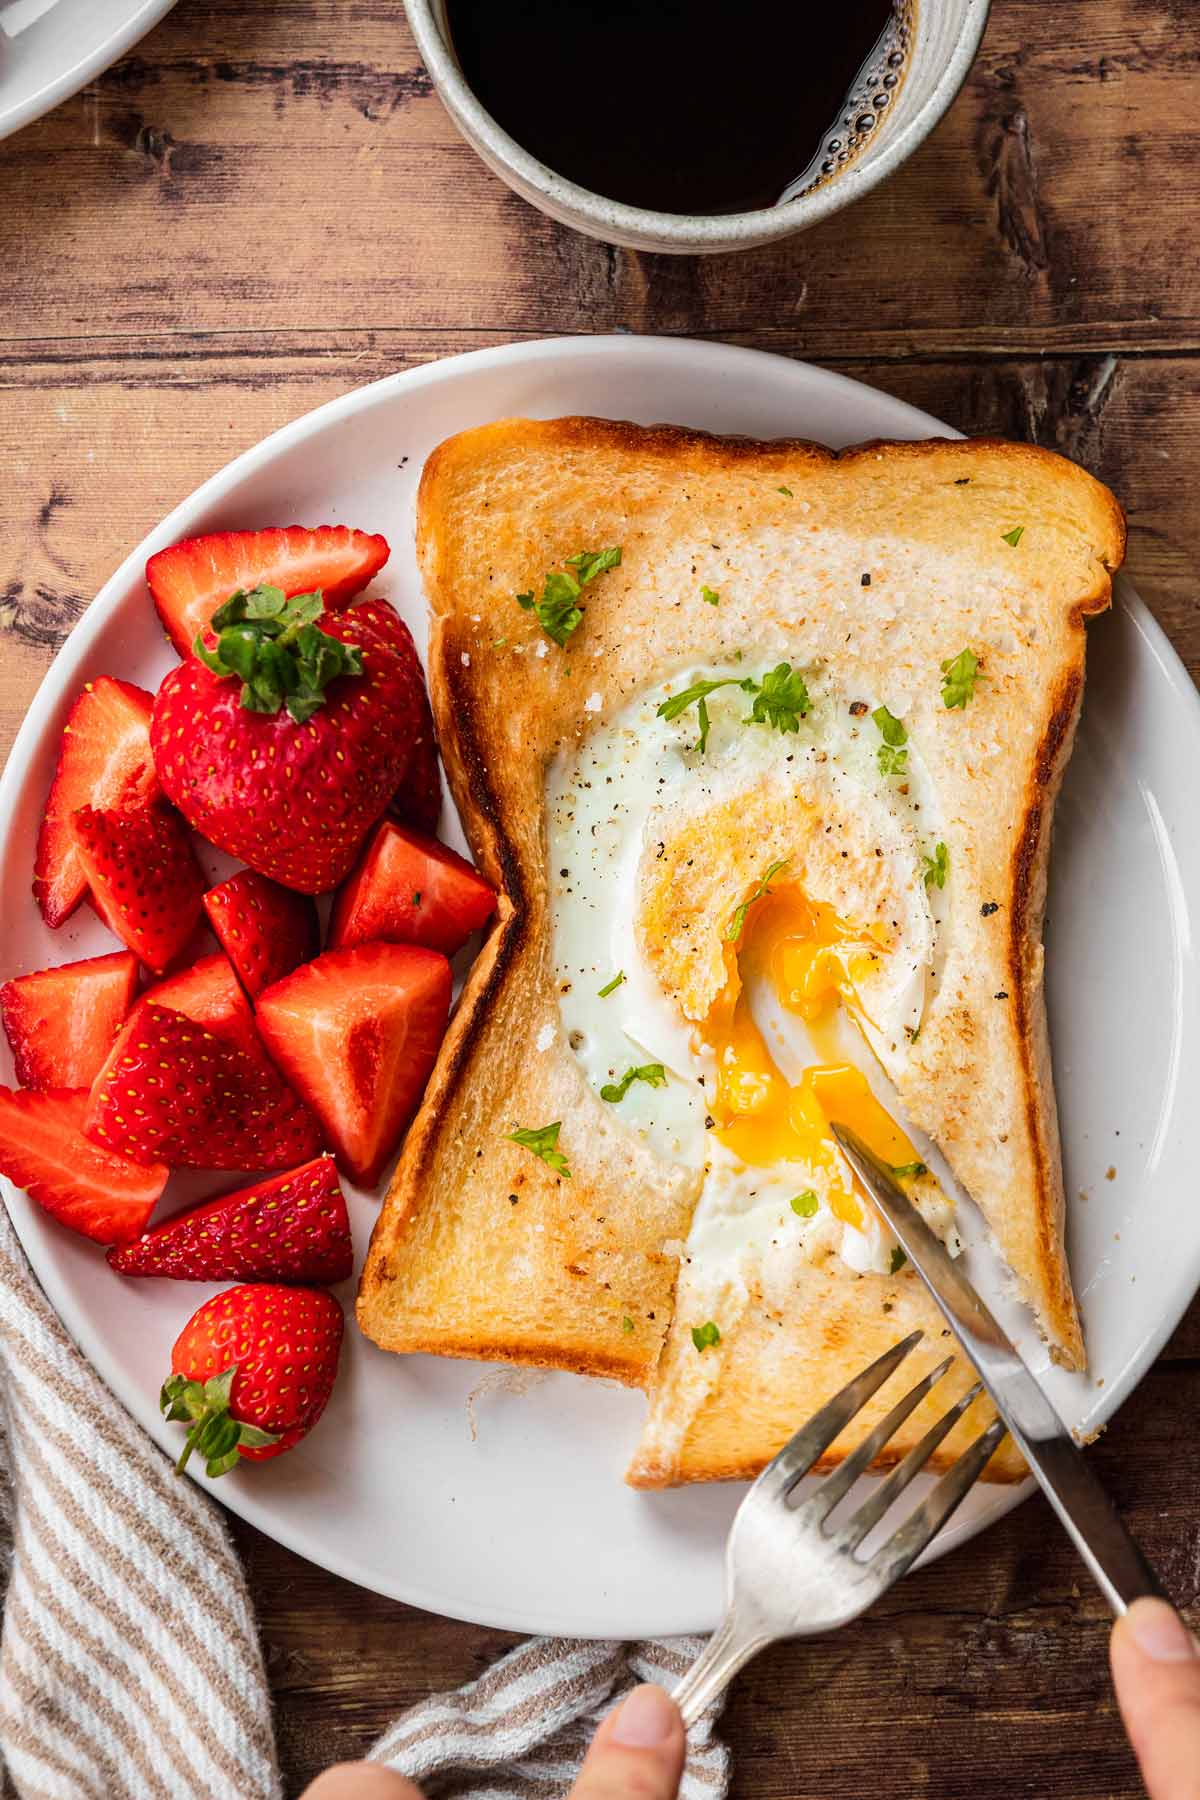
left=671, top=1330, right=1006, bottom=1726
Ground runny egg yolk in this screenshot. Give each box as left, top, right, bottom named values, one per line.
left=704, top=882, right=921, bottom=1228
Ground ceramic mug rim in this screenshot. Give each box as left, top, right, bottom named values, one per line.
left=403, top=0, right=992, bottom=251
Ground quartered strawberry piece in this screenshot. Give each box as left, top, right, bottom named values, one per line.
left=85, top=1004, right=325, bottom=1171
left=203, top=869, right=319, bottom=999
left=147, top=525, right=390, bottom=657
left=0, top=1087, right=167, bottom=1244
left=256, top=942, right=452, bottom=1188
left=109, top=1154, right=351, bottom=1283
left=329, top=821, right=496, bottom=957
left=163, top=1283, right=344, bottom=1472
left=137, top=951, right=261, bottom=1053
left=70, top=802, right=205, bottom=974
left=34, top=676, right=158, bottom=927
left=1, top=950, right=139, bottom=1090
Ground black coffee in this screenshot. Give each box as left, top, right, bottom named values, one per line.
left=444, top=0, right=906, bottom=217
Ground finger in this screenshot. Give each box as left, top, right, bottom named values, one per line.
left=300, top=1764, right=425, bottom=1799
left=569, top=1683, right=686, bottom=1800
left=1110, top=1598, right=1200, bottom=1800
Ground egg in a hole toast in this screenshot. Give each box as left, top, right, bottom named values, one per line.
left=357, top=417, right=1125, bottom=1488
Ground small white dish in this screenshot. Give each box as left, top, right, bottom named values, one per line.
left=1, top=336, right=1197, bottom=1637
left=0, top=0, right=174, bottom=142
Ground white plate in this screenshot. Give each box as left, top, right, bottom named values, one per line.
left=0, top=0, right=173, bottom=142
left=2, top=337, right=1198, bottom=1638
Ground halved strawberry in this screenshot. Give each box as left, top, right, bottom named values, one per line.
left=256, top=942, right=452, bottom=1187
left=329, top=821, right=496, bottom=957
left=85, top=1004, right=326, bottom=1171
left=203, top=870, right=319, bottom=999
left=147, top=525, right=390, bottom=657
left=0, top=1088, right=166, bottom=1244
left=70, top=802, right=205, bottom=974
left=34, top=676, right=158, bottom=927
left=108, top=1155, right=351, bottom=1283
left=1, top=951, right=139, bottom=1090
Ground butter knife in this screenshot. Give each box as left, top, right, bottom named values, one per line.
left=831, top=1124, right=1162, bottom=1615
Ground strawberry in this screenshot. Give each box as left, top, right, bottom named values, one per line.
left=108, top=1155, right=351, bottom=1283
left=34, top=676, right=159, bottom=927
left=162, top=1283, right=343, bottom=1473
left=70, top=802, right=205, bottom=974
left=85, top=1004, right=325, bottom=1171
left=256, top=942, right=451, bottom=1187
left=151, top=589, right=427, bottom=893
left=202, top=869, right=319, bottom=998
left=147, top=525, right=389, bottom=657
left=0, top=1088, right=166, bottom=1243
left=329, top=821, right=495, bottom=957
left=136, top=951, right=261, bottom=1052
left=1, top=950, right=139, bottom=1090
left=342, top=599, right=443, bottom=834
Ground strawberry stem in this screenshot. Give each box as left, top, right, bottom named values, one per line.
left=192, top=585, right=364, bottom=723
left=161, top=1364, right=280, bottom=1478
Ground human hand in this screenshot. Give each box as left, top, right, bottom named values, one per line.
left=301, top=1683, right=686, bottom=1800
left=1111, top=1597, right=1200, bottom=1799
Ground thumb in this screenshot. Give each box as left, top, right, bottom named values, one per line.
left=1110, top=1598, right=1200, bottom=1800
left=569, top=1683, right=686, bottom=1800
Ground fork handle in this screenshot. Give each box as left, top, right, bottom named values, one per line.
left=671, top=1614, right=770, bottom=1728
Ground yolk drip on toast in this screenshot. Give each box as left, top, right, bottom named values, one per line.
left=702, top=883, right=922, bottom=1227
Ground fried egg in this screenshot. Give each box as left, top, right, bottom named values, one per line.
left=546, top=662, right=959, bottom=1280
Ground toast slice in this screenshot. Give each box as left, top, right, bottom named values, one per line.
left=357, top=418, right=1124, bottom=1488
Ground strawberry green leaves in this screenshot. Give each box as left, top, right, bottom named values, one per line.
left=193, top=585, right=364, bottom=723
left=515, top=547, right=623, bottom=647
left=160, top=1364, right=278, bottom=1478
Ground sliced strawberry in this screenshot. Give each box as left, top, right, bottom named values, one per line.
left=85, top=1004, right=325, bottom=1171
left=70, top=802, right=205, bottom=974
left=329, top=821, right=495, bottom=957
left=1, top=951, right=139, bottom=1090
left=147, top=525, right=390, bottom=657
left=108, top=1155, right=351, bottom=1283
left=256, top=942, right=452, bottom=1187
left=203, top=870, right=319, bottom=999
left=0, top=1088, right=166, bottom=1244
left=137, top=951, right=260, bottom=1053
left=164, top=1283, right=344, bottom=1471
left=34, top=676, right=158, bottom=927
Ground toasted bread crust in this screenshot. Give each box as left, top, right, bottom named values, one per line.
left=358, top=416, right=1125, bottom=1478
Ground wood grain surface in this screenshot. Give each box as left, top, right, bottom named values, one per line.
left=1, top=2, right=1198, bottom=1795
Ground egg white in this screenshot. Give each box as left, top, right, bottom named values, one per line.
left=546, top=663, right=952, bottom=1278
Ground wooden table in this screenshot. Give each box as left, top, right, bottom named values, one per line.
left=2, top=2, right=1197, bottom=1794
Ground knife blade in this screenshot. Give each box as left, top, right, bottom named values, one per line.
left=831, top=1123, right=1162, bottom=1615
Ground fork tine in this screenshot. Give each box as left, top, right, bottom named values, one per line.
left=756, top=1330, right=923, bottom=1502
left=868, top=1417, right=1009, bottom=1584
left=840, top=1381, right=984, bottom=1550
left=806, top=1355, right=955, bottom=1521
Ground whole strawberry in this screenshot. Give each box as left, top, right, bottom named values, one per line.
left=161, top=1283, right=343, bottom=1475
left=150, top=587, right=428, bottom=893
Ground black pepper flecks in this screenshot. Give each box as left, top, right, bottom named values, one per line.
left=981, top=901, right=999, bottom=916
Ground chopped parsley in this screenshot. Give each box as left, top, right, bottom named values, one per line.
left=691, top=1321, right=721, bottom=1352
left=872, top=704, right=908, bottom=776
left=597, top=971, right=626, bottom=997
left=508, top=1121, right=570, bottom=1178
left=892, top=1161, right=928, bottom=1180
left=921, top=842, right=949, bottom=890
left=777, top=485, right=793, bottom=497
left=1001, top=525, right=1025, bottom=548
left=889, top=1247, right=908, bottom=1274
left=621, top=1315, right=635, bottom=1335
left=514, top=545, right=622, bottom=647
left=940, top=648, right=980, bottom=709
left=655, top=662, right=810, bottom=752
left=790, top=1190, right=819, bottom=1218
left=701, top=585, right=721, bottom=605
left=600, top=1062, right=667, bottom=1104
left=725, top=858, right=788, bottom=942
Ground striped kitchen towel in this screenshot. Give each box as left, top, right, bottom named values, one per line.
left=0, top=1207, right=728, bottom=1799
